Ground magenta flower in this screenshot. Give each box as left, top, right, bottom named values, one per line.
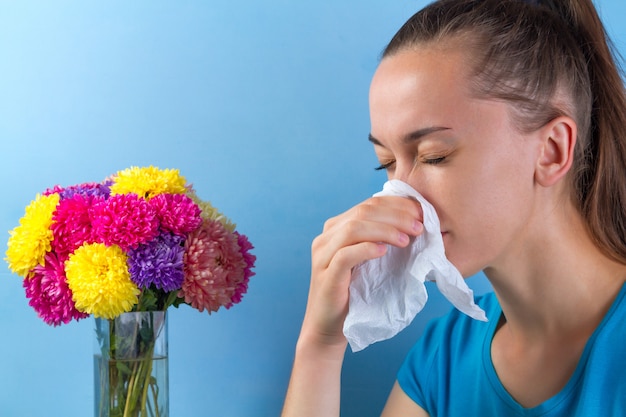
left=180, top=219, right=247, bottom=313
left=149, top=193, right=202, bottom=236
left=231, top=232, right=256, bottom=306
left=128, top=232, right=185, bottom=291
left=50, top=194, right=101, bottom=256
left=90, top=193, right=159, bottom=251
left=42, top=185, right=64, bottom=196
left=24, top=252, right=89, bottom=326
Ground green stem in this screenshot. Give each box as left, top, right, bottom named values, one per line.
left=123, top=360, right=139, bottom=417
left=150, top=382, right=160, bottom=417
left=140, top=344, right=156, bottom=417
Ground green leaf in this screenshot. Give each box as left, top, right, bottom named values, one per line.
left=139, top=289, right=159, bottom=311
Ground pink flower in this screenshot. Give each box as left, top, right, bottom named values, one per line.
left=231, top=232, right=256, bottom=305
left=42, top=185, right=64, bottom=196
left=24, top=252, right=89, bottom=326
left=179, top=219, right=247, bottom=313
left=149, top=193, right=202, bottom=236
left=50, top=194, right=101, bottom=256
left=90, top=193, right=159, bottom=250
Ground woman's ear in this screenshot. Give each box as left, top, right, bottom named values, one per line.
left=534, top=116, right=577, bottom=187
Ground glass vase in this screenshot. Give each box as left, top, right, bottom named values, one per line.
left=94, top=311, right=169, bottom=417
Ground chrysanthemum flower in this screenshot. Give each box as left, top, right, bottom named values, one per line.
left=186, top=190, right=236, bottom=232
left=25, top=252, right=89, bottom=326
left=110, top=166, right=187, bottom=199
left=90, top=193, right=159, bottom=251
left=128, top=232, right=185, bottom=292
left=6, top=193, right=60, bottom=277
left=50, top=194, right=101, bottom=255
left=179, top=219, right=247, bottom=313
left=65, top=243, right=139, bottom=319
left=42, top=185, right=64, bottom=197
left=149, top=193, right=202, bottom=236
left=231, top=232, right=256, bottom=306
left=44, top=182, right=111, bottom=200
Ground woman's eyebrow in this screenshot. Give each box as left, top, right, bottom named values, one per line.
left=368, top=126, right=451, bottom=147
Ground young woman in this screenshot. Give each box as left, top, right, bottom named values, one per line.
left=282, top=0, right=626, bottom=415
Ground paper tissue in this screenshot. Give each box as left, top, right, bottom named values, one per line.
left=343, top=179, right=487, bottom=352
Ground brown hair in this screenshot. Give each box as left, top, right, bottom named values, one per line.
left=383, top=0, right=626, bottom=264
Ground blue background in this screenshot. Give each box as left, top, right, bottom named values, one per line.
left=1, top=1, right=624, bottom=416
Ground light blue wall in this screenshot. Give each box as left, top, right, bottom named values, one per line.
left=1, top=1, right=624, bottom=416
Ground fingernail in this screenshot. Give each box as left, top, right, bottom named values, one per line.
left=398, top=232, right=409, bottom=244
left=413, top=220, right=422, bottom=232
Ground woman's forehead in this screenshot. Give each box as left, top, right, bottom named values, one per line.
left=369, top=47, right=475, bottom=121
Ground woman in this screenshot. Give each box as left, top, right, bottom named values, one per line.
left=282, top=0, right=626, bottom=415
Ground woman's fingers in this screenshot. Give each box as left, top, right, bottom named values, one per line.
left=301, top=196, right=424, bottom=347
left=326, top=240, right=388, bottom=275
left=312, top=220, right=400, bottom=272
left=324, top=196, right=422, bottom=235
left=314, top=196, right=423, bottom=271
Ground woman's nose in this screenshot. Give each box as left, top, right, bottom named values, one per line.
left=391, top=162, right=422, bottom=190
left=391, top=162, right=414, bottom=184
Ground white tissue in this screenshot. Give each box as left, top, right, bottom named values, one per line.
left=343, top=179, right=487, bottom=352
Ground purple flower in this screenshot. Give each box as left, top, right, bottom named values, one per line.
left=44, top=182, right=111, bottom=200
left=127, top=232, right=185, bottom=291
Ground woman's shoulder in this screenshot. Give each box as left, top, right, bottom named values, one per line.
left=397, top=291, right=499, bottom=410
left=399, top=292, right=497, bottom=373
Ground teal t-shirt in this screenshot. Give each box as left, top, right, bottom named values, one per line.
left=397, top=284, right=626, bottom=416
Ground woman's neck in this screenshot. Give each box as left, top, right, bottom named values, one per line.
left=484, top=203, right=626, bottom=342
left=484, top=203, right=626, bottom=407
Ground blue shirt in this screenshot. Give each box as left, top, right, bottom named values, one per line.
left=397, top=284, right=626, bottom=416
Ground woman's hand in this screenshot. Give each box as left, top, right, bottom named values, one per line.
left=282, top=195, right=423, bottom=417
left=299, top=195, right=424, bottom=351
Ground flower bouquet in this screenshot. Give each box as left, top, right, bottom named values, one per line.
left=5, top=166, right=256, bottom=417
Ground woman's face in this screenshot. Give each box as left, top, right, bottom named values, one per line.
left=369, top=47, right=542, bottom=277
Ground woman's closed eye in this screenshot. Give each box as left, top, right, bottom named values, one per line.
left=374, top=160, right=396, bottom=171
left=374, top=155, right=447, bottom=171
left=421, top=155, right=447, bottom=165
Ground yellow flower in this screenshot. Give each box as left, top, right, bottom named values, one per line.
left=109, top=166, right=187, bottom=199
left=5, top=193, right=60, bottom=277
left=186, top=189, right=236, bottom=232
left=65, top=243, right=140, bottom=319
